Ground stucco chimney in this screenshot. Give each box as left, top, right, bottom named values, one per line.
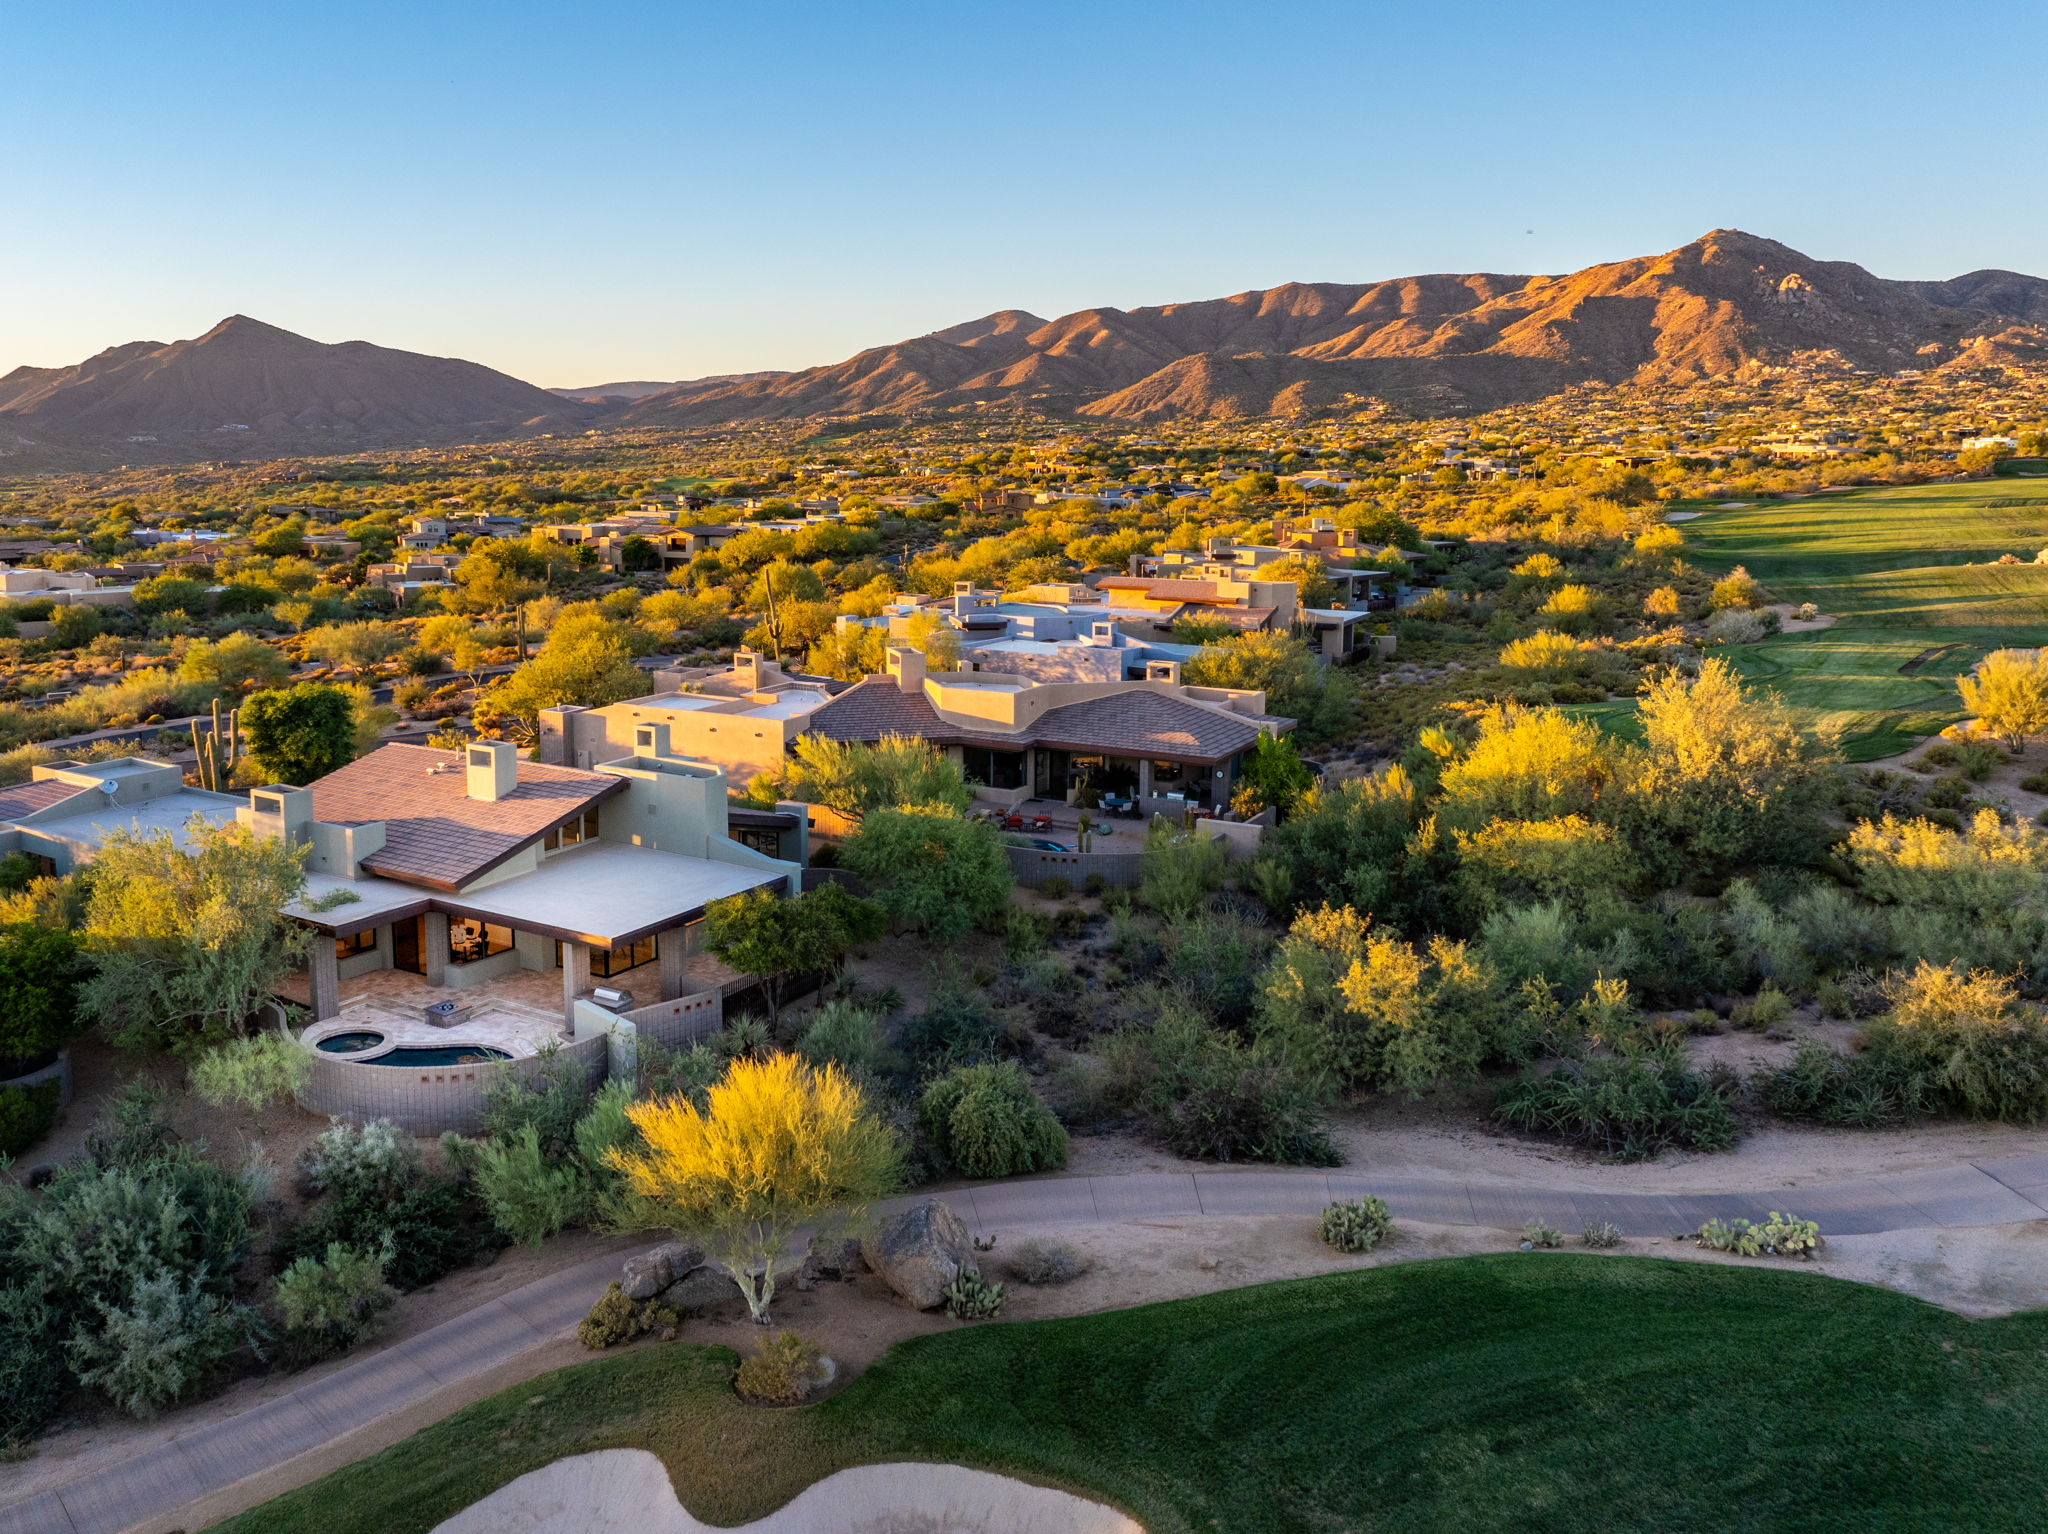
left=466, top=739, right=518, bottom=801
left=634, top=721, right=673, bottom=759
left=886, top=644, right=927, bottom=694
left=733, top=647, right=765, bottom=692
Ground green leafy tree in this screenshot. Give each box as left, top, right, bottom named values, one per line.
left=0, top=923, right=88, bottom=1071
left=1182, top=630, right=1350, bottom=743
left=841, top=806, right=1012, bottom=942
left=1236, top=729, right=1314, bottom=816
left=702, top=882, right=888, bottom=1020
left=242, top=682, right=357, bottom=785
left=79, top=820, right=311, bottom=1052
left=1140, top=817, right=1228, bottom=919
left=918, top=1061, right=1068, bottom=1177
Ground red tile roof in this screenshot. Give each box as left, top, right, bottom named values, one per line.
left=306, top=742, right=623, bottom=891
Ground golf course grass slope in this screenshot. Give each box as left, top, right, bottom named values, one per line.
left=211, top=1255, right=2048, bottom=1534
left=1652, top=480, right=2048, bottom=759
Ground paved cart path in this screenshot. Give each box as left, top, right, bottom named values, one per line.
left=7, top=1152, right=2046, bottom=1534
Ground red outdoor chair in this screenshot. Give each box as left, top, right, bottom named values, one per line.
left=1028, top=814, right=1053, bottom=832
left=1004, top=813, right=1025, bottom=831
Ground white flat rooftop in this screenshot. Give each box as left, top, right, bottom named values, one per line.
left=27, top=791, right=238, bottom=848
left=740, top=688, right=827, bottom=719
left=290, top=842, right=790, bottom=946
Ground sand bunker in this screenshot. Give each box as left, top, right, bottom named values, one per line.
left=1664, top=510, right=1704, bottom=522
left=431, top=1450, right=1142, bottom=1534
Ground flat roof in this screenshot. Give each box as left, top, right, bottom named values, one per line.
left=447, top=843, right=786, bottom=946
left=28, top=791, right=238, bottom=848
left=742, top=689, right=827, bottom=719
left=643, top=694, right=729, bottom=711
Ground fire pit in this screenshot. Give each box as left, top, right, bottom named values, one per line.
left=423, top=999, right=476, bottom=1029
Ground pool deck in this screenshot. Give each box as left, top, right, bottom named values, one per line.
left=303, top=990, right=566, bottom=1062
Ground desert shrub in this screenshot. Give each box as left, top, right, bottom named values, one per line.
left=941, top=1266, right=1007, bottom=1320
left=1083, top=873, right=1108, bottom=899
left=1320, top=1195, right=1392, bottom=1253
left=734, top=1329, right=829, bottom=1402
left=1259, top=905, right=1515, bottom=1095
left=1522, top=1219, right=1564, bottom=1249
left=993, top=954, right=1087, bottom=1036
left=65, top=1271, right=260, bottom=1418
left=577, top=1282, right=681, bottom=1351
left=1865, top=962, right=2048, bottom=1122
left=919, top=1061, right=1068, bottom=1178
left=794, top=999, right=893, bottom=1076
left=474, top=1125, right=589, bottom=1247
left=189, top=1029, right=312, bottom=1112
left=1002, top=907, right=1052, bottom=958
left=899, top=979, right=1005, bottom=1072
left=1006, top=1236, right=1090, bottom=1286
left=1732, top=983, right=1794, bottom=1031
left=1139, top=818, right=1227, bottom=918
left=0, top=1284, right=63, bottom=1445
left=1158, top=908, right=1274, bottom=1023
left=1703, top=607, right=1768, bottom=645
left=0, top=1077, right=60, bottom=1158
left=1954, top=739, right=2007, bottom=780
left=481, top=1055, right=593, bottom=1156
left=1151, top=1038, right=1338, bottom=1165
left=274, top=1241, right=396, bottom=1362
left=1918, top=742, right=1960, bottom=769
left=299, top=1117, right=421, bottom=1201
left=1038, top=875, right=1072, bottom=898
left=1757, top=1037, right=1929, bottom=1128
left=1581, top=1220, right=1622, bottom=1249
left=1493, top=1048, right=1740, bottom=1160
left=2021, top=770, right=2048, bottom=794
left=1696, top=1212, right=1822, bottom=1259
left=714, top=1014, right=775, bottom=1062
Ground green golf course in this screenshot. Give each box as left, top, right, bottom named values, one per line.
left=1625, top=480, right=2048, bottom=759
left=211, top=1255, right=2048, bottom=1534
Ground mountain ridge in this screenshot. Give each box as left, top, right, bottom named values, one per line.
left=621, top=230, right=2048, bottom=425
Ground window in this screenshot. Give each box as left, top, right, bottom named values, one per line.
left=959, top=746, right=1026, bottom=791
left=560, top=935, right=656, bottom=977
left=448, top=920, right=513, bottom=965
left=732, top=824, right=782, bottom=857
left=335, top=927, right=378, bottom=960
left=543, top=807, right=601, bottom=851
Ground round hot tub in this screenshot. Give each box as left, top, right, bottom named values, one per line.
left=315, top=1031, right=385, bottom=1055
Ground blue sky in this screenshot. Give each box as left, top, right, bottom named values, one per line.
left=4, top=0, right=2043, bottom=386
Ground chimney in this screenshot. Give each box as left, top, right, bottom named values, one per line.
left=466, top=739, right=518, bottom=801
left=885, top=644, right=927, bottom=694
left=634, top=721, right=672, bottom=759
left=733, top=647, right=765, bottom=692
left=242, top=785, right=314, bottom=844
left=1145, top=659, right=1182, bottom=686
left=952, top=580, right=975, bottom=618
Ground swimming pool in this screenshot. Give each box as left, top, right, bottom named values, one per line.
left=312, top=1032, right=511, bottom=1067
left=369, top=1045, right=512, bottom=1067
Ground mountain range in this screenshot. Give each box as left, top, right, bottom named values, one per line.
left=6, top=231, right=2048, bottom=472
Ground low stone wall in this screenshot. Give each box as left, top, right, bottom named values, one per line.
left=617, top=988, right=723, bottom=1050
left=297, top=1033, right=608, bottom=1135
left=1, top=1048, right=71, bottom=1109
left=1005, top=845, right=1146, bottom=887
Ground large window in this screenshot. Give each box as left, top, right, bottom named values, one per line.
left=543, top=808, right=601, bottom=852
left=557, top=935, right=657, bottom=978
left=448, top=919, right=513, bottom=965
left=335, top=927, right=378, bottom=960
left=959, top=745, right=1026, bottom=791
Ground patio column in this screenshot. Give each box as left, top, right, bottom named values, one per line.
left=309, top=938, right=340, bottom=1022
left=1137, top=759, right=1153, bottom=804
left=560, top=939, right=590, bottom=1025
left=657, top=925, right=688, bottom=1002
left=423, top=911, right=449, bottom=986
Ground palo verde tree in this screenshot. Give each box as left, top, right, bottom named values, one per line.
left=771, top=733, right=972, bottom=821
left=1959, top=648, right=2048, bottom=752
left=79, top=820, right=313, bottom=1053
left=241, top=682, right=358, bottom=786
left=606, top=1052, right=903, bottom=1323
left=701, top=881, right=888, bottom=1020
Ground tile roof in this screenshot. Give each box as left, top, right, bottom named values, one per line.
left=1098, top=577, right=1222, bottom=602
left=0, top=778, right=88, bottom=822
left=803, top=678, right=1288, bottom=764
left=306, top=742, right=623, bottom=891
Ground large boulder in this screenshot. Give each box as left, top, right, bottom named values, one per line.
left=862, top=1199, right=970, bottom=1309
left=621, top=1240, right=706, bottom=1302
left=662, top=1263, right=739, bottom=1312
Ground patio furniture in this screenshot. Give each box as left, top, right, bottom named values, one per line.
left=1004, top=813, right=1024, bottom=831
left=1028, top=814, right=1053, bottom=832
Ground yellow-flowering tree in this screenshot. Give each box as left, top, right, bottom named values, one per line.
left=606, top=1053, right=903, bottom=1323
